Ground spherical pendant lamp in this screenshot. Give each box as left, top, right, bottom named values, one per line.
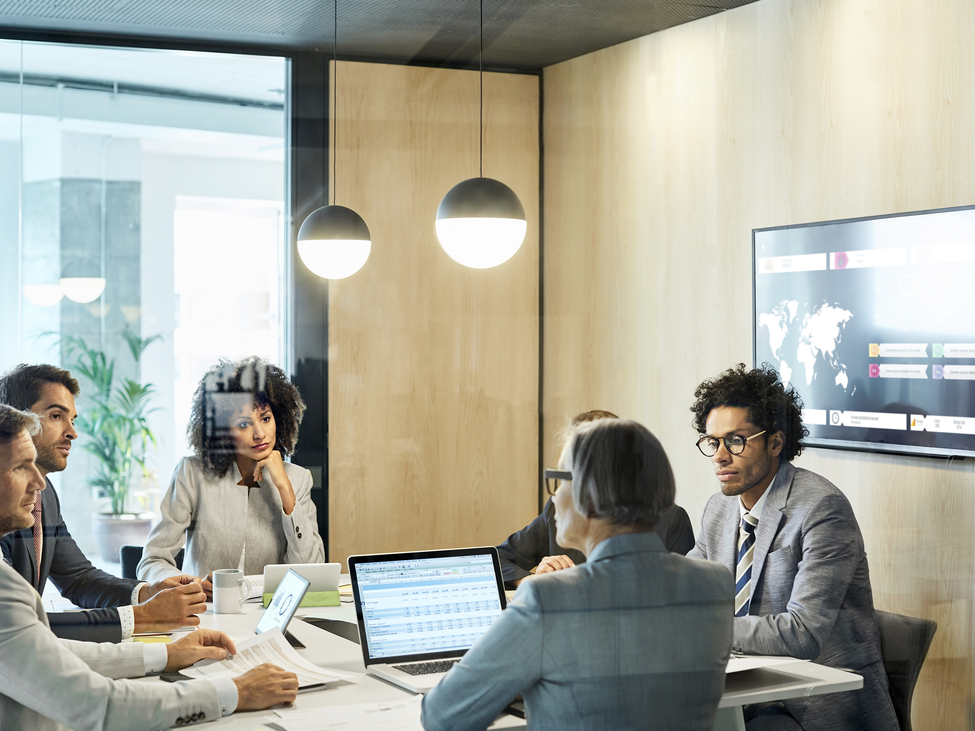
left=296, top=0, right=371, bottom=281
left=297, top=204, right=371, bottom=280
left=436, top=0, right=526, bottom=269
left=436, top=177, right=526, bottom=269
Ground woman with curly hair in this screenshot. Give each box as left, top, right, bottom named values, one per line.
left=138, top=357, right=324, bottom=592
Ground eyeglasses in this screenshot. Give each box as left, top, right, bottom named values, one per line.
left=543, top=468, right=572, bottom=496
left=696, top=430, right=767, bottom=457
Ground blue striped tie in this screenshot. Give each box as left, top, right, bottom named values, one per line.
left=735, top=512, right=759, bottom=617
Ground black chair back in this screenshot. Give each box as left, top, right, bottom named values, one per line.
left=874, top=609, right=937, bottom=731
left=119, top=544, right=184, bottom=580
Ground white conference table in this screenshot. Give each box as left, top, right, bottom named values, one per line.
left=152, top=598, right=862, bottom=730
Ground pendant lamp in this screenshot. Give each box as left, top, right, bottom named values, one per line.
left=436, top=0, right=526, bottom=269
left=296, top=0, right=371, bottom=280
left=60, top=277, right=106, bottom=304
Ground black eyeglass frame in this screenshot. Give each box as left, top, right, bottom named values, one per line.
left=543, top=468, right=572, bottom=496
left=696, top=430, right=767, bottom=457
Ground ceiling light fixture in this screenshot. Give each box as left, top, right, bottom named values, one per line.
left=59, top=277, right=106, bottom=304
left=296, top=0, right=371, bottom=280
left=22, top=284, right=63, bottom=308
left=436, top=0, right=527, bottom=269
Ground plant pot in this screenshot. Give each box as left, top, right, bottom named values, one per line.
left=92, top=512, right=154, bottom=564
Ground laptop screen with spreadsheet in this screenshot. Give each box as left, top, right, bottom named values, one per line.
left=350, top=548, right=507, bottom=664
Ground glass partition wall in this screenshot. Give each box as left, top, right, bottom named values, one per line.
left=0, top=40, right=288, bottom=563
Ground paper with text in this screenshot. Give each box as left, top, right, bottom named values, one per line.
left=181, top=627, right=351, bottom=687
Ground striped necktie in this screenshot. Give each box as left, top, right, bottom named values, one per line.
left=734, top=512, right=759, bottom=617
left=31, top=494, right=43, bottom=588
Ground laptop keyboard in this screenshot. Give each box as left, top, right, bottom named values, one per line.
left=392, top=659, right=460, bottom=676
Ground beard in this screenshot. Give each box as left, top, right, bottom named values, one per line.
left=0, top=499, right=36, bottom=537
left=34, top=441, right=68, bottom=474
left=719, top=449, right=776, bottom=498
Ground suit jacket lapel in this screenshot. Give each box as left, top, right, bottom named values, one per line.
left=748, top=462, right=794, bottom=606
left=714, top=499, right=739, bottom=573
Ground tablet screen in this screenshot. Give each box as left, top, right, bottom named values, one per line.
left=255, top=568, right=310, bottom=636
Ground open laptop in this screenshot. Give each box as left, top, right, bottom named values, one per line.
left=349, top=546, right=507, bottom=693
left=255, top=567, right=311, bottom=648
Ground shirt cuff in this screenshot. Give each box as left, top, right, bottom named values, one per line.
left=206, top=677, right=239, bottom=716
left=130, top=582, right=148, bottom=605
left=143, top=643, right=169, bottom=673
left=118, top=605, right=135, bottom=639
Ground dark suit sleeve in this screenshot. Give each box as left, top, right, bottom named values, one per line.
left=46, top=608, right=124, bottom=643
left=497, top=512, right=551, bottom=586
left=663, top=505, right=695, bottom=556
left=497, top=500, right=586, bottom=588
left=44, top=488, right=140, bottom=609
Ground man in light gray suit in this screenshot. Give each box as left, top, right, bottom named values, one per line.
left=687, top=364, right=898, bottom=731
left=0, top=403, right=299, bottom=730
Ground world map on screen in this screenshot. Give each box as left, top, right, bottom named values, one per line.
left=758, top=299, right=855, bottom=393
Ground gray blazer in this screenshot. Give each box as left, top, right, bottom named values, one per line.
left=0, top=481, right=137, bottom=642
left=688, top=461, right=898, bottom=731
left=138, top=456, right=324, bottom=583
left=0, top=561, right=219, bottom=730
left=422, top=532, right=734, bottom=731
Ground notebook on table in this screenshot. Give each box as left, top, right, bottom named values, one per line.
left=349, top=546, right=507, bottom=693
left=262, top=562, right=342, bottom=607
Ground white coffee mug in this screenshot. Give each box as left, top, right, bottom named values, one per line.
left=212, top=568, right=246, bottom=614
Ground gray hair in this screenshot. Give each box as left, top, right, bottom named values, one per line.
left=0, top=404, right=41, bottom=444
left=566, top=419, right=675, bottom=529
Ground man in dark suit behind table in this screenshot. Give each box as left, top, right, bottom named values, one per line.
left=497, top=409, right=696, bottom=587
left=687, top=364, right=897, bottom=731
left=0, top=363, right=204, bottom=642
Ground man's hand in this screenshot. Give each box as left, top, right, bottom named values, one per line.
left=201, top=573, right=214, bottom=600
left=534, top=555, right=575, bottom=575
left=138, top=575, right=201, bottom=604
left=233, top=664, right=299, bottom=710
left=132, top=581, right=207, bottom=633
left=164, top=629, right=236, bottom=672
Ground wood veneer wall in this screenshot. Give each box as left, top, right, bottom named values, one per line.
left=543, top=0, right=975, bottom=728
left=326, top=62, right=540, bottom=568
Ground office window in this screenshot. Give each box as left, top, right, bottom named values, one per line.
left=0, top=40, right=287, bottom=562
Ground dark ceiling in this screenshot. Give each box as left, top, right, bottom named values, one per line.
left=0, top=0, right=758, bottom=72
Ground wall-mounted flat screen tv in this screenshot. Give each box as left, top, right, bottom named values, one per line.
left=753, top=205, right=975, bottom=459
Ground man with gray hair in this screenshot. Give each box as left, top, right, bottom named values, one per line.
left=0, top=402, right=301, bottom=729
left=424, top=419, right=733, bottom=731
left=0, top=363, right=204, bottom=642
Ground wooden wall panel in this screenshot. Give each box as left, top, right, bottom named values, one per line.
left=328, top=62, right=539, bottom=568
left=543, top=0, right=975, bottom=728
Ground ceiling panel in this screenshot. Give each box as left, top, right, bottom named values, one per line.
left=0, top=0, right=759, bottom=71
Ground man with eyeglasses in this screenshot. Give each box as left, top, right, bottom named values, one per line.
left=496, top=410, right=695, bottom=587
left=686, top=364, right=897, bottom=731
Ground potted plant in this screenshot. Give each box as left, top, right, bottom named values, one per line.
left=64, top=330, right=161, bottom=562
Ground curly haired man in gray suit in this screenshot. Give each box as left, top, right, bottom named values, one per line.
left=687, top=364, right=897, bottom=731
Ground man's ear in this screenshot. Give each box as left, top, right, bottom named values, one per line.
left=768, top=431, right=785, bottom=458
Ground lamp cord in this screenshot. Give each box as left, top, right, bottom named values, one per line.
left=479, top=0, right=483, bottom=178
left=333, top=0, right=338, bottom=206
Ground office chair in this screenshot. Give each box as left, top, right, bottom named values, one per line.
left=119, top=544, right=183, bottom=580
left=874, top=609, right=937, bottom=731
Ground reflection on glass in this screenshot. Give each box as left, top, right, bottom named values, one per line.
left=0, top=39, right=287, bottom=559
